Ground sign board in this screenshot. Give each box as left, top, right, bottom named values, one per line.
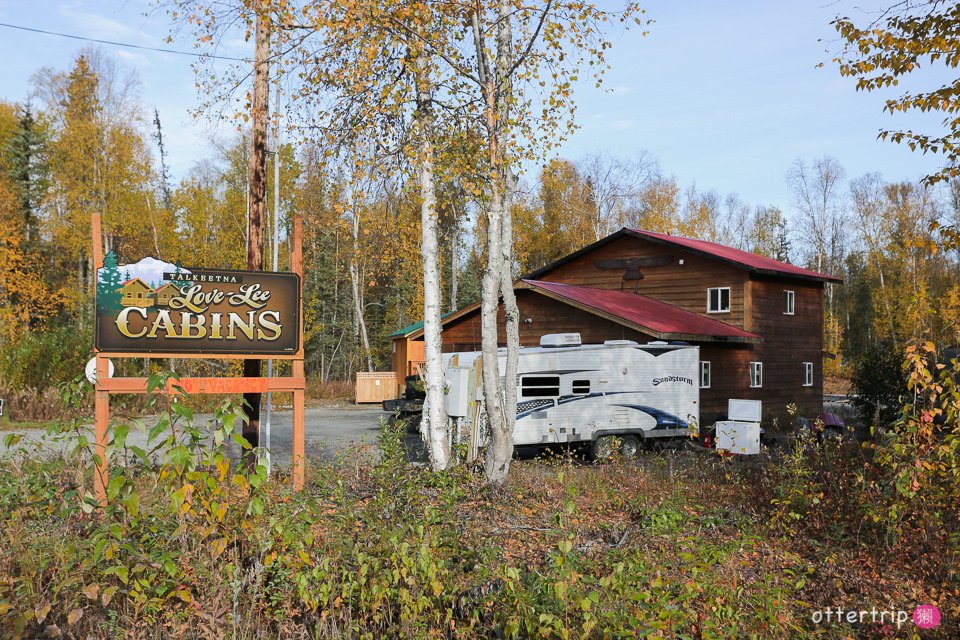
left=95, top=253, right=300, bottom=356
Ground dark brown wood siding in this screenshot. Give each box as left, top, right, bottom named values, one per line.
left=536, top=235, right=751, bottom=329
left=745, top=276, right=824, bottom=424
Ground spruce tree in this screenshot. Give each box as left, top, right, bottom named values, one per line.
left=5, top=103, right=49, bottom=244
left=97, top=250, right=123, bottom=312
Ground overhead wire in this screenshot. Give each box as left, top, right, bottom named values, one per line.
left=0, top=20, right=250, bottom=62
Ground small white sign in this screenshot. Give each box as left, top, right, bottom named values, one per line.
left=84, top=357, right=115, bottom=385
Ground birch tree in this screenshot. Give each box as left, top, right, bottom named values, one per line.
left=452, top=1, right=645, bottom=485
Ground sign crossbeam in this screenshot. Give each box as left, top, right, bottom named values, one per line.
left=90, top=212, right=306, bottom=505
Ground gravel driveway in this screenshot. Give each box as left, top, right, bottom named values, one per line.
left=1, top=403, right=398, bottom=466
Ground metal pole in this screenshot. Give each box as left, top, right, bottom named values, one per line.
left=264, top=81, right=281, bottom=476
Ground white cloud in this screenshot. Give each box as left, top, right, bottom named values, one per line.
left=58, top=3, right=141, bottom=41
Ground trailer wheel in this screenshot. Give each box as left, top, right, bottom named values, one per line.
left=619, top=435, right=640, bottom=458
left=591, top=436, right=616, bottom=461
left=404, top=414, right=422, bottom=434
left=591, top=435, right=640, bottom=460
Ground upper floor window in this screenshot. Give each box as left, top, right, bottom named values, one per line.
left=803, top=362, right=813, bottom=387
left=699, top=361, right=711, bottom=389
left=784, top=290, right=795, bottom=315
left=749, top=362, right=763, bottom=388
left=707, top=287, right=730, bottom=313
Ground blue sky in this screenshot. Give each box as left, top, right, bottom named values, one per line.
left=0, top=1, right=951, bottom=210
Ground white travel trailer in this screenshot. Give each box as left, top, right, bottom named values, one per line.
left=441, top=333, right=700, bottom=459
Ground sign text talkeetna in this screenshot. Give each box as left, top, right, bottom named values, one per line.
left=95, top=253, right=300, bottom=355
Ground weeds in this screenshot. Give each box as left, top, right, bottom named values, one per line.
left=0, top=375, right=956, bottom=638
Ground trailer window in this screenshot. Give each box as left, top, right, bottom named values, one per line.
left=571, top=379, right=591, bottom=395
left=521, top=376, right=561, bottom=398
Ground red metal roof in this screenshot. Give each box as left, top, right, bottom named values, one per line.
left=522, top=280, right=760, bottom=342
left=628, top=229, right=842, bottom=283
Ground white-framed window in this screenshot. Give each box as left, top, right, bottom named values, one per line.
left=571, top=379, right=591, bottom=395
left=784, top=290, right=795, bottom=315
left=707, top=287, right=731, bottom=313
left=699, top=361, right=711, bottom=389
left=803, top=362, right=813, bottom=387
left=749, top=362, right=763, bottom=388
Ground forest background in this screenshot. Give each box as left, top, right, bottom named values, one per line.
left=1, top=34, right=959, bottom=419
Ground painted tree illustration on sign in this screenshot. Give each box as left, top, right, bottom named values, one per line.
left=96, top=250, right=123, bottom=313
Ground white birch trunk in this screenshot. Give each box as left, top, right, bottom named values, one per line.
left=348, top=174, right=374, bottom=372
left=416, top=53, right=450, bottom=470
left=482, top=0, right=519, bottom=486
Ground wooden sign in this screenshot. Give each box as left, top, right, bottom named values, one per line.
left=90, top=213, right=307, bottom=505
left=95, top=254, right=301, bottom=356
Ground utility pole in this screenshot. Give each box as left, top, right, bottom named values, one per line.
left=264, top=80, right=281, bottom=476
left=243, top=4, right=270, bottom=461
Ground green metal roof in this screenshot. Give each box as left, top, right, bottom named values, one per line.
left=388, top=311, right=456, bottom=338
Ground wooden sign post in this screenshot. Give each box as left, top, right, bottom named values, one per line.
left=90, top=212, right=306, bottom=505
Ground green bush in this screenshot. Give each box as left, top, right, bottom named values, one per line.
left=0, top=324, right=92, bottom=391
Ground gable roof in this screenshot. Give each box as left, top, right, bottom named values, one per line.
left=120, top=277, right=153, bottom=291
left=521, top=280, right=760, bottom=343
left=388, top=311, right=456, bottom=338
left=402, top=281, right=760, bottom=343
left=525, top=227, right=842, bottom=284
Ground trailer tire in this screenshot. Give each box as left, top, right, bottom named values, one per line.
left=591, top=434, right=641, bottom=460
left=620, top=435, right=640, bottom=458
left=591, top=435, right=616, bottom=461
left=404, top=414, right=422, bottom=434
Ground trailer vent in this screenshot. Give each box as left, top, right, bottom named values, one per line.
left=540, top=333, right=582, bottom=348
left=603, top=340, right=638, bottom=346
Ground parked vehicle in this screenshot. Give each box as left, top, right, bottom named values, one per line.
left=440, top=333, right=700, bottom=459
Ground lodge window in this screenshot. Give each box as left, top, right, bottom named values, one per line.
left=784, top=290, right=795, bottom=315
left=750, top=362, right=763, bottom=388
left=699, top=361, right=711, bottom=389
left=707, top=287, right=731, bottom=313
left=520, top=375, right=561, bottom=398
left=803, top=362, right=813, bottom=387
left=571, top=379, right=591, bottom=395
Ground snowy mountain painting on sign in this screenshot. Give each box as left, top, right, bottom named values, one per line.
left=97, top=256, right=191, bottom=289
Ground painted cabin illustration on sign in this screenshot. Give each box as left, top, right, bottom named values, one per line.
left=119, top=278, right=154, bottom=307
left=151, top=283, right=177, bottom=307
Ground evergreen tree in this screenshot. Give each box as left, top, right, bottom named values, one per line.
left=5, top=103, right=49, bottom=244
left=96, top=250, right=123, bottom=312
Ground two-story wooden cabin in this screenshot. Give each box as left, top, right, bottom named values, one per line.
left=392, top=228, right=841, bottom=426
